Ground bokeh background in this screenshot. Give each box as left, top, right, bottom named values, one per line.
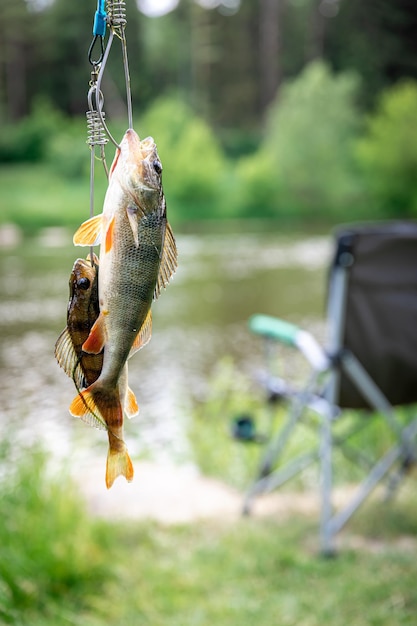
left=1, top=1, right=417, bottom=624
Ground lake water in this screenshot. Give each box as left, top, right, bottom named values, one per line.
left=0, top=226, right=332, bottom=471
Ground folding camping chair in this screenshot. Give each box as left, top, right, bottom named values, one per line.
left=243, top=221, right=417, bottom=554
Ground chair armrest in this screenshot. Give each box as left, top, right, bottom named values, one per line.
left=249, top=314, right=328, bottom=371
left=249, top=314, right=299, bottom=347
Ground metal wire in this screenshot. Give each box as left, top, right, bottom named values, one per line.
left=84, top=0, right=135, bottom=264
left=94, top=29, right=121, bottom=149
left=86, top=81, right=110, bottom=264
left=106, top=0, right=133, bottom=129
left=106, top=0, right=127, bottom=29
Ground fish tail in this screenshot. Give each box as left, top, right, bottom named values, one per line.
left=93, top=389, right=135, bottom=488
left=106, top=438, right=134, bottom=489
left=69, top=383, right=134, bottom=488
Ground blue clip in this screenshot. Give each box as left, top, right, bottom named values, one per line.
left=93, top=0, right=107, bottom=37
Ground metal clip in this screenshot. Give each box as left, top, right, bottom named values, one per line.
left=88, top=35, right=105, bottom=66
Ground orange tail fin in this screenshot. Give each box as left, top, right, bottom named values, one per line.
left=106, top=444, right=134, bottom=489
left=69, top=383, right=134, bottom=488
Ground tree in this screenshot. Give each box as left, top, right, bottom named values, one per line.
left=355, top=80, right=417, bottom=217
left=325, top=0, right=417, bottom=108
left=0, top=0, right=30, bottom=120
left=263, top=61, right=362, bottom=217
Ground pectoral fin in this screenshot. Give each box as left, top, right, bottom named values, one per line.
left=154, top=221, right=178, bottom=299
left=82, top=312, right=107, bottom=354
left=126, top=203, right=143, bottom=248
left=73, top=214, right=103, bottom=247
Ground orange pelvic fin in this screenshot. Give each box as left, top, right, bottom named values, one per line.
left=73, top=214, right=103, bottom=247
left=106, top=444, right=134, bottom=489
left=82, top=312, right=107, bottom=354
left=69, top=387, right=107, bottom=431
left=125, top=386, right=139, bottom=419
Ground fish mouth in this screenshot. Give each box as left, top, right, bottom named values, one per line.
left=139, top=136, right=157, bottom=157
left=120, top=130, right=158, bottom=169
left=115, top=129, right=161, bottom=195
left=119, top=129, right=141, bottom=162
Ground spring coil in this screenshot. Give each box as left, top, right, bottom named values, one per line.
left=86, top=109, right=109, bottom=147
left=106, top=0, right=126, bottom=29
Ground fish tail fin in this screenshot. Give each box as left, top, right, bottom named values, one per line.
left=70, top=383, right=134, bottom=488
left=93, top=390, right=135, bottom=488
left=106, top=443, right=134, bottom=489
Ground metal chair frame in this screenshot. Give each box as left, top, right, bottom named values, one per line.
left=243, top=224, right=417, bottom=554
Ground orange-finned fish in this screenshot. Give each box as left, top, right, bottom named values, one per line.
left=72, top=129, right=177, bottom=488
left=54, top=256, right=139, bottom=428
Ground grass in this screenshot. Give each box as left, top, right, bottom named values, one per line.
left=1, top=434, right=417, bottom=626
left=0, top=164, right=107, bottom=235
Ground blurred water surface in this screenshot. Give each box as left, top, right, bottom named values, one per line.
left=0, top=228, right=331, bottom=469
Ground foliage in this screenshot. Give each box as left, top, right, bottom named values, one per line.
left=0, top=446, right=417, bottom=626
left=0, top=164, right=105, bottom=235
left=140, top=96, right=228, bottom=219
left=1, top=400, right=417, bottom=624
left=232, top=149, right=281, bottom=219
left=261, top=61, right=364, bottom=218
left=0, top=443, right=113, bottom=624
left=90, top=509, right=417, bottom=626
left=188, top=357, right=271, bottom=489
left=229, top=62, right=367, bottom=221
left=3, top=76, right=417, bottom=229
left=355, top=81, right=417, bottom=218
left=3, top=0, right=417, bottom=134
left=0, top=99, right=64, bottom=164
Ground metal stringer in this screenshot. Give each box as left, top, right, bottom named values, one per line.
left=85, top=0, right=134, bottom=263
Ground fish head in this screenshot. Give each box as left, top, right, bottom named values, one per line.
left=110, top=129, right=164, bottom=213
left=68, top=256, right=99, bottom=315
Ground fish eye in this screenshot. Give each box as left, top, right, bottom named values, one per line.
left=153, top=159, right=162, bottom=175
left=77, top=277, right=90, bottom=290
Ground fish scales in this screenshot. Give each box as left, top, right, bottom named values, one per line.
left=105, top=211, right=164, bottom=353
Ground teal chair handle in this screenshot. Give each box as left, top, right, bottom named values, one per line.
left=248, top=314, right=300, bottom=347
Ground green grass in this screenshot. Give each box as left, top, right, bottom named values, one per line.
left=0, top=164, right=108, bottom=235
left=1, top=436, right=417, bottom=625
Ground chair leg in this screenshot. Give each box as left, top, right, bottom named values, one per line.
left=320, top=407, right=336, bottom=556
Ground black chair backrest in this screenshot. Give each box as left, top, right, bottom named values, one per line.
left=334, top=222, right=417, bottom=409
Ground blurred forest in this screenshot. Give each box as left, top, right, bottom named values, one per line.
left=1, top=0, right=417, bottom=225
